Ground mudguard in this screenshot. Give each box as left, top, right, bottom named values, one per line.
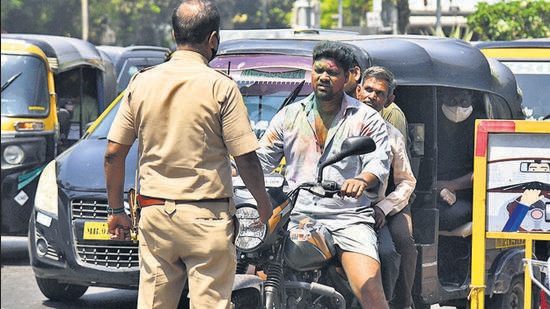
left=233, top=274, right=264, bottom=292
left=488, top=247, right=525, bottom=295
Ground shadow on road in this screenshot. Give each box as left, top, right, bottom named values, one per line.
left=40, top=289, right=138, bottom=309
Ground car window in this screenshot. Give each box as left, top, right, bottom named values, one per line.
left=88, top=97, right=121, bottom=139
left=117, top=58, right=165, bottom=93
left=244, top=94, right=307, bottom=138
left=501, top=61, right=550, bottom=120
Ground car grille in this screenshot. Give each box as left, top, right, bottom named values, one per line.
left=71, top=199, right=139, bottom=269
left=75, top=244, right=139, bottom=268
left=71, top=199, right=110, bottom=219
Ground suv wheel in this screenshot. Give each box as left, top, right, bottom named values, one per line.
left=35, top=277, right=88, bottom=301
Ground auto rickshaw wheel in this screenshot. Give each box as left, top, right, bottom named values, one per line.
left=487, top=275, right=524, bottom=309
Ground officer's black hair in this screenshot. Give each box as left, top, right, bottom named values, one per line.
left=172, top=0, right=220, bottom=46
left=313, top=41, right=355, bottom=72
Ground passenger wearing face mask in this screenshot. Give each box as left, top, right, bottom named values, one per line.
left=436, top=87, right=482, bottom=231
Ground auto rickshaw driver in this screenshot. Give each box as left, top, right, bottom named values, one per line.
left=56, top=70, right=99, bottom=142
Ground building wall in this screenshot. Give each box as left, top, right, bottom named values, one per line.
left=369, top=0, right=503, bottom=34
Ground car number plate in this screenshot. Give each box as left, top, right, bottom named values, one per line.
left=83, top=221, right=110, bottom=240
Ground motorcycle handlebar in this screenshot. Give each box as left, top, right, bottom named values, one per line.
left=299, top=180, right=341, bottom=198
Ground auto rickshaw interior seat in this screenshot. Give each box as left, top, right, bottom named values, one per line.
left=438, top=221, right=472, bottom=238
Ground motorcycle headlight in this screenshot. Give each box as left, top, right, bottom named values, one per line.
left=3, top=145, right=25, bottom=165
left=34, top=160, right=58, bottom=217
left=235, top=205, right=267, bottom=252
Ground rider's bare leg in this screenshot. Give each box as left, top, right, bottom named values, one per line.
left=340, top=251, right=389, bottom=309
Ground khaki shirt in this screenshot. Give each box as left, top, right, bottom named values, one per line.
left=108, top=50, right=258, bottom=200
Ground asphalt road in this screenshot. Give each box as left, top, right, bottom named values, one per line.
left=1, top=236, right=455, bottom=309
left=1, top=236, right=138, bottom=309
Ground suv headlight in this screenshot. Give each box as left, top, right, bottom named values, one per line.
left=34, top=160, right=58, bottom=216
left=235, top=205, right=267, bottom=252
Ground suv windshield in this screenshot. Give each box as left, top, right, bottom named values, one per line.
left=502, top=61, right=550, bottom=120
left=1, top=54, right=50, bottom=117
left=239, top=80, right=308, bottom=138
left=88, top=85, right=308, bottom=141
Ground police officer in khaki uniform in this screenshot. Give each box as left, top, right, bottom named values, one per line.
left=104, top=1, right=273, bottom=308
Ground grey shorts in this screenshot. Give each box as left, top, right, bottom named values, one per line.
left=331, top=223, right=379, bottom=262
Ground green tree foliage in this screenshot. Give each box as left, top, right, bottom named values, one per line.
left=1, top=0, right=80, bottom=37
left=1, top=0, right=293, bottom=47
left=320, top=0, right=371, bottom=29
left=467, top=0, right=550, bottom=40
left=232, top=0, right=294, bottom=29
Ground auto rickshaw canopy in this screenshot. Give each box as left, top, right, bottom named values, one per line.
left=2, top=33, right=107, bottom=74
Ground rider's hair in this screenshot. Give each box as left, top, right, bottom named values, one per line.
left=361, top=66, right=397, bottom=96
left=172, top=0, right=220, bottom=46
left=313, top=41, right=355, bottom=72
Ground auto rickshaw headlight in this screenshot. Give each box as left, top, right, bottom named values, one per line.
left=34, top=160, right=58, bottom=217
left=3, top=145, right=25, bottom=165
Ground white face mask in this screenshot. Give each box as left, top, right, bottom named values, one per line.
left=441, top=104, right=473, bottom=123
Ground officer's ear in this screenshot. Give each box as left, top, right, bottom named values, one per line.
left=208, top=31, right=219, bottom=49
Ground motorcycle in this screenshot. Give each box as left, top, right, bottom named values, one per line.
left=231, top=136, right=377, bottom=309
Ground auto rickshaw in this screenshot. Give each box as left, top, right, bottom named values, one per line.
left=345, top=36, right=533, bottom=309
left=1, top=34, right=117, bottom=235
left=469, top=119, right=550, bottom=309
left=475, top=39, right=550, bottom=121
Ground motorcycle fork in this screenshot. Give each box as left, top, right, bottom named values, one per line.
left=265, top=242, right=285, bottom=308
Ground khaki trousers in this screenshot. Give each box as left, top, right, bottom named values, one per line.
left=137, top=200, right=236, bottom=309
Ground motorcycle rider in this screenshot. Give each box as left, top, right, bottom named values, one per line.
left=257, top=40, right=391, bottom=309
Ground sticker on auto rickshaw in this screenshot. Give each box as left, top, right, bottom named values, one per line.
left=485, top=133, right=550, bottom=233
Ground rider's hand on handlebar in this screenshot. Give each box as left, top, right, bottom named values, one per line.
left=340, top=178, right=369, bottom=199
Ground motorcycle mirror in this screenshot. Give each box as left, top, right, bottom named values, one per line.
left=317, top=136, right=376, bottom=183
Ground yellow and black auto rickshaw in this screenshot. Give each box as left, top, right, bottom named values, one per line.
left=1, top=34, right=116, bottom=235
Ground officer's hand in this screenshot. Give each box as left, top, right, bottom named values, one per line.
left=373, top=206, right=386, bottom=230
left=108, top=213, right=133, bottom=241
left=256, top=200, right=273, bottom=225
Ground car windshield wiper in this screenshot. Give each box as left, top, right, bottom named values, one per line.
left=277, top=80, right=305, bottom=113
left=1, top=72, right=22, bottom=93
